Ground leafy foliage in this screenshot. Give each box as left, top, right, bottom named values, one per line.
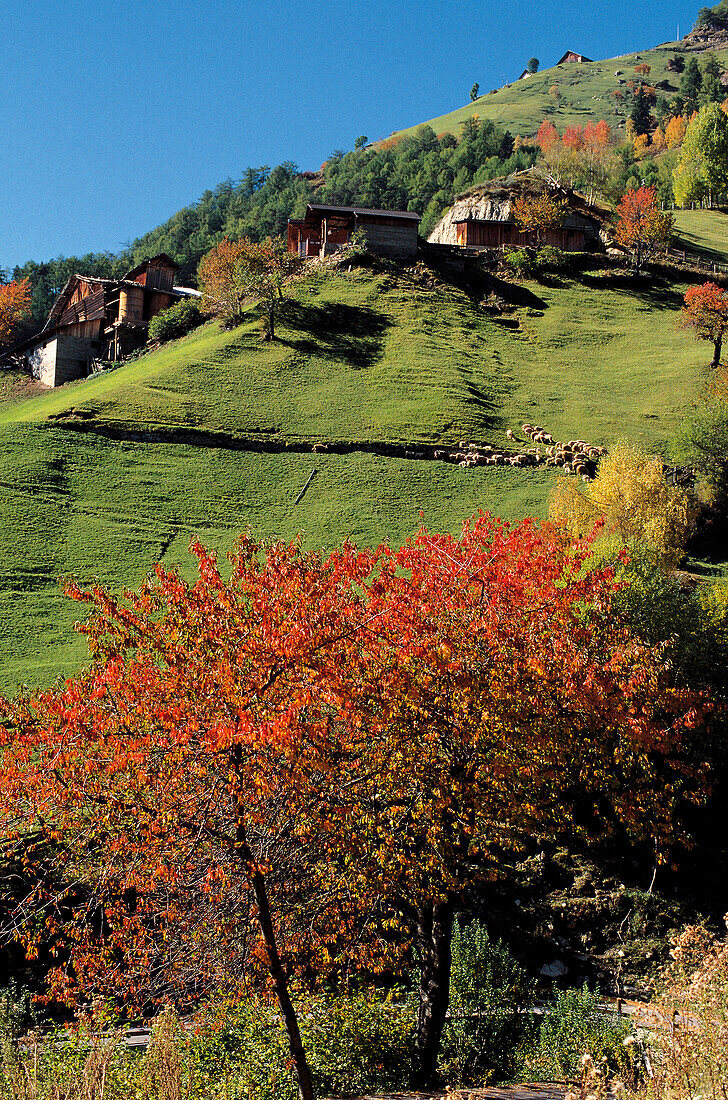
left=147, top=297, right=204, bottom=344
left=512, top=193, right=564, bottom=244
left=0, top=281, right=31, bottom=349
left=549, top=441, right=698, bottom=567
left=524, top=987, right=636, bottom=1078
left=673, top=103, right=728, bottom=207
left=615, top=186, right=673, bottom=271
left=198, top=236, right=300, bottom=335
left=679, top=281, right=728, bottom=366
left=439, top=921, right=536, bottom=1085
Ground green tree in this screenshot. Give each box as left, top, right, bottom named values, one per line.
left=527, top=57, right=540, bottom=73
left=680, top=57, right=703, bottom=112
left=673, top=102, right=728, bottom=206
left=700, top=52, right=723, bottom=105
left=629, top=90, right=653, bottom=136
left=354, top=135, right=368, bottom=150
left=470, top=82, right=480, bottom=101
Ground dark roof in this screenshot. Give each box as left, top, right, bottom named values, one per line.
left=305, top=203, right=420, bottom=221
left=556, top=49, right=593, bottom=64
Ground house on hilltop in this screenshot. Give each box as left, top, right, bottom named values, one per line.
left=427, top=172, right=610, bottom=252
left=556, top=49, right=593, bottom=64
left=8, top=255, right=198, bottom=388
left=287, top=204, right=420, bottom=260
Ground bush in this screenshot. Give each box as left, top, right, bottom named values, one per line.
left=523, top=986, right=636, bottom=1078
left=147, top=297, right=204, bottom=344
left=503, top=248, right=535, bottom=277
left=439, top=920, right=537, bottom=1086
left=536, top=246, right=566, bottom=270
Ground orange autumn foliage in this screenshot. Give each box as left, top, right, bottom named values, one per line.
left=0, top=517, right=709, bottom=1088
left=616, top=185, right=673, bottom=271
left=0, top=279, right=31, bottom=346
left=680, top=281, right=728, bottom=366
left=666, top=115, right=687, bottom=148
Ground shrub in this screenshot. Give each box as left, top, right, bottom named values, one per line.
left=640, top=922, right=728, bottom=1100
left=147, top=297, right=204, bottom=344
left=503, top=248, right=535, bottom=277
left=524, top=986, right=636, bottom=1078
left=536, top=245, right=566, bottom=270
left=439, top=920, right=537, bottom=1086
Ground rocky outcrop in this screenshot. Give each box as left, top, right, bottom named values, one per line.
left=429, top=193, right=513, bottom=245
left=683, top=24, right=728, bottom=50
left=428, top=172, right=612, bottom=248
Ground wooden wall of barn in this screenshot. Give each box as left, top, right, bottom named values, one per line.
left=357, top=220, right=418, bottom=259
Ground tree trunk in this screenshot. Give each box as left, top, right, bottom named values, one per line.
left=236, top=816, right=315, bottom=1100
left=713, top=332, right=722, bottom=368
left=410, top=901, right=454, bottom=1090
left=268, top=302, right=275, bottom=341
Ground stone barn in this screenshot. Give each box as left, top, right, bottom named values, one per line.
left=287, top=204, right=420, bottom=260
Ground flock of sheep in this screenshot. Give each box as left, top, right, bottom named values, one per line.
left=433, top=424, right=607, bottom=480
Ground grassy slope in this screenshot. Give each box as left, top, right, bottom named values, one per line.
left=673, top=208, right=728, bottom=264
left=385, top=43, right=728, bottom=142
left=0, top=266, right=709, bottom=690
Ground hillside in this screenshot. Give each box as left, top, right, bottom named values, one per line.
left=385, top=41, right=728, bottom=142
left=0, top=262, right=712, bottom=691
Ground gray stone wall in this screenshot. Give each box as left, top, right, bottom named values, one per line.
left=28, top=340, right=57, bottom=387
left=28, top=334, right=98, bottom=387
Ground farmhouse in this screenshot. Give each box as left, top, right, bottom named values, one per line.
left=556, top=49, right=593, bottom=64
left=427, top=173, right=610, bottom=252
left=10, top=255, right=197, bottom=388
left=287, top=204, right=420, bottom=260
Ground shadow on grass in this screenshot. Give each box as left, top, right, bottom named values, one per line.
left=278, top=301, right=392, bottom=369
left=575, top=271, right=685, bottom=309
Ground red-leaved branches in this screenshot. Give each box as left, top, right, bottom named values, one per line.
left=680, top=281, right=728, bottom=367
left=0, top=517, right=708, bottom=1096
left=615, top=186, right=673, bottom=273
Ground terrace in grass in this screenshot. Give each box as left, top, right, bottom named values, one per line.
left=0, top=265, right=710, bottom=690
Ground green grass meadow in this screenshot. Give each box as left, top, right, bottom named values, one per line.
left=673, top=208, right=728, bottom=265
left=0, top=266, right=710, bottom=690
left=385, top=43, right=728, bottom=143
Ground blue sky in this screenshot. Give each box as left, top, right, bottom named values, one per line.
left=1, top=0, right=700, bottom=271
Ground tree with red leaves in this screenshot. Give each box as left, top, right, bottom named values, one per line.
left=0, top=279, right=31, bottom=348
left=0, top=518, right=707, bottom=1095
left=680, top=281, right=728, bottom=367
left=615, top=186, right=673, bottom=273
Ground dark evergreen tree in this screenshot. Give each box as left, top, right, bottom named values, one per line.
left=630, top=90, right=653, bottom=136
left=680, top=57, right=703, bottom=111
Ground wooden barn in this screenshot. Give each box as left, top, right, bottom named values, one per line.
left=12, top=256, right=197, bottom=388
left=287, top=204, right=420, bottom=260
left=454, top=219, right=590, bottom=251
left=556, top=49, right=593, bottom=64
left=427, top=172, right=610, bottom=254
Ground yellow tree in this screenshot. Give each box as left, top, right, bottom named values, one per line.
left=199, top=236, right=300, bottom=337
left=511, top=192, right=564, bottom=245
left=549, top=442, right=698, bottom=566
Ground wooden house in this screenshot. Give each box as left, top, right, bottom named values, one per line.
left=13, top=256, right=197, bottom=388
left=287, top=204, right=420, bottom=260
left=556, top=49, right=593, bottom=64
